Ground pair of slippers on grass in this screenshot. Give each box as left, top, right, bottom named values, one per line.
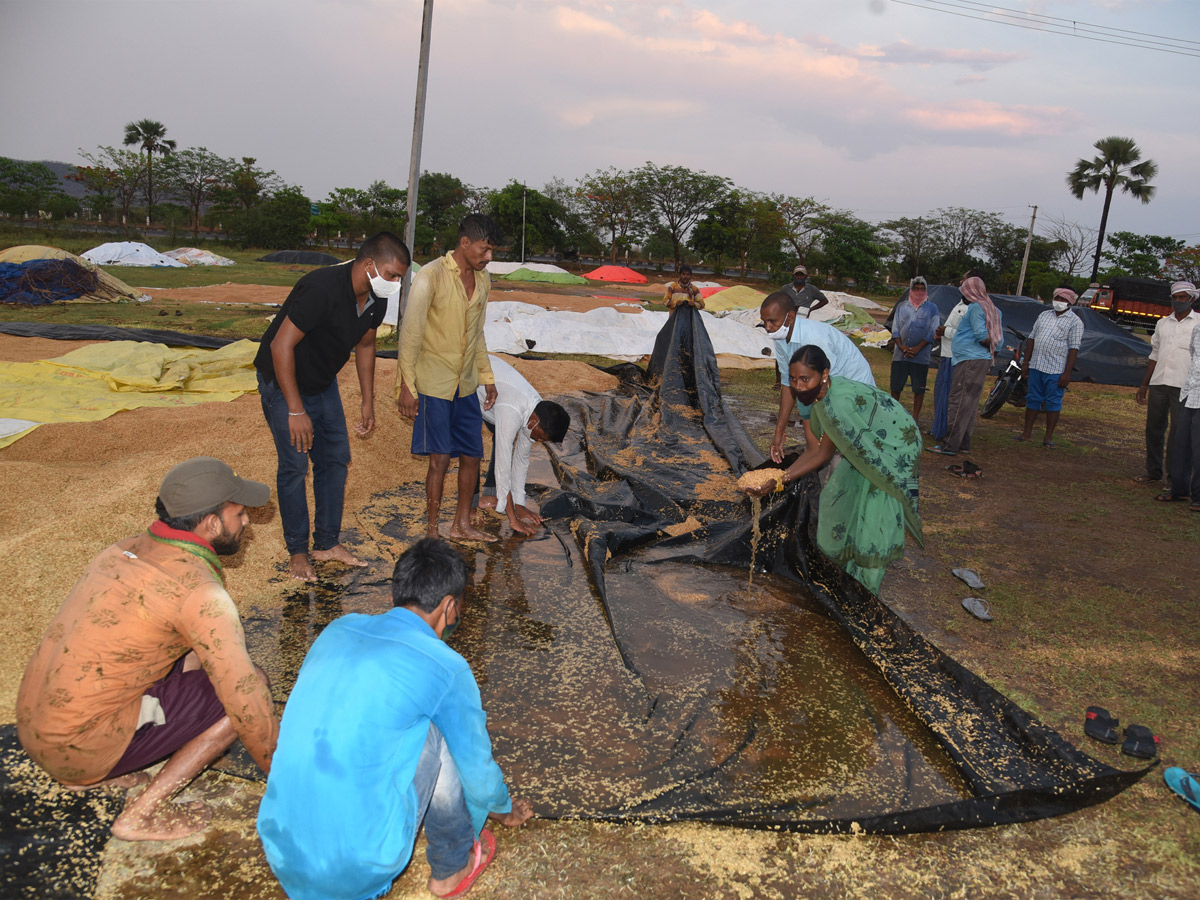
left=953, top=568, right=994, bottom=621
left=1084, top=707, right=1160, bottom=759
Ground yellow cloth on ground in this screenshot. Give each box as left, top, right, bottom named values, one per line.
left=0, top=339, right=259, bottom=448
left=702, top=285, right=767, bottom=312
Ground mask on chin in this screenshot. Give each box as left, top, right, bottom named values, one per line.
left=765, top=316, right=793, bottom=342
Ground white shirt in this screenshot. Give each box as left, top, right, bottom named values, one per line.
left=938, top=301, right=969, bottom=359
left=1148, top=310, right=1199, bottom=388
left=1181, top=327, right=1200, bottom=409
left=477, top=355, right=541, bottom=509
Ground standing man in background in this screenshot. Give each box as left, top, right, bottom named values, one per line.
left=889, top=276, right=940, bottom=421
left=664, top=264, right=704, bottom=310
left=256, top=231, right=410, bottom=582
left=1015, top=287, right=1085, bottom=448
left=397, top=214, right=500, bottom=544
left=781, top=265, right=829, bottom=318
left=1135, top=281, right=1199, bottom=486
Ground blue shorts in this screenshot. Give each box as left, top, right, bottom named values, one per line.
left=1026, top=368, right=1066, bottom=412
left=412, top=390, right=485, bottom=458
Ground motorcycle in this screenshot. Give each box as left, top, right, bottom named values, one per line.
left=980, top=328, right=1029, bottom=419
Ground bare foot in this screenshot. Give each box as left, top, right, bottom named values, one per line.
left=441, top=521, right=498, bottom=544
left=111, top=799, right=212, bottom=842
left=477, top=496, right=498, bottom=510
left=311, top=544, right=368, bottom=568
left=61, top=771, right=151, bottom=792
left=288, top=553, right=317, bottom=583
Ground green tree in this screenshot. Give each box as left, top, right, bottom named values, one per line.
left=0, top=158, right=63, bottom=218
left=222, top=185, right=312, bottom=249
left=929, top=207, right=1004, bottom=280
left=691, top=190, right=785, bottom=277
left=160, top=147, right=232, bottom=238
left=417, top=171, right=473, bottom=253
left=212, top=157, right=285, bottom=211
left=881, top=216, right=934, bottom=279
left=577, top=167, right=650, bottom=264
left=817, top=214, right=887, bottom=288
left=1164, top=245, right=1200, bottom=284
left=1101, top=231, right=1184, bottom=279
left=122, top=119, right=176, bottom=222
left=76, top=146, right=144, bottom=223
left=486, top=181, right=566, bottom=258
left=361, top=180, right=407, bottom=236
left=774, top=194, right=831, bottom=261
left=1066, top=136, right=1158, bottom=282
left=634, top=162, right=730, bottom=272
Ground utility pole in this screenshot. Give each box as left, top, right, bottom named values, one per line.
left=520, top=184, right=527, bottom=264
left=402, top=0, right=435, bottom=313
left=1016, top=205, right=1037, bottom=297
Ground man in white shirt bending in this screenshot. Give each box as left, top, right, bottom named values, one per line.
left=475, top=356, right=571, bottom=535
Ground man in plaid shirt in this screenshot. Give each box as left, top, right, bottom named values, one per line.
left=1015, top=287, right=1084, bottom=448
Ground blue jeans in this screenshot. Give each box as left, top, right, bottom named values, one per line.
left=412, top=724, right=476, bottom=881
left=258, top=372, right=350, bottom=555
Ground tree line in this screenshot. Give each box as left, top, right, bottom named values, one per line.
left=2, top=123, right=1194, bottom=295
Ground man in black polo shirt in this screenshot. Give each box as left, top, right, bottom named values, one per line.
left=255, top=231, right=410, bottom=582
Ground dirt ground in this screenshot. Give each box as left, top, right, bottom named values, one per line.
left=1, top=293, right=1198, bottom=899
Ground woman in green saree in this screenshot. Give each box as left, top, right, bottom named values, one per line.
left=744, top=345, right=923, bottom=594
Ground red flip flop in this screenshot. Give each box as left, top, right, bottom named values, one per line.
left=439, top=828, right=497, bottom=898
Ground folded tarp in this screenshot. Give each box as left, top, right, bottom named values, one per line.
left=583, top=265, right=648, bottom=284
left=165, top=247, right=236, bottom=266
left=81, top=241, right=186, bottom=268
left=0, top=339, right=258, bottom=448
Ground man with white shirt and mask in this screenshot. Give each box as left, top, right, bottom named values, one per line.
left=759, top=291, right=874, bottom=463
left=1136, top=281, right=1200, bottom=488
left=475, top=356, right=570, bottom=536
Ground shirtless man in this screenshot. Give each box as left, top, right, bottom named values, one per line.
left=397, top=214, right=500, bottom=543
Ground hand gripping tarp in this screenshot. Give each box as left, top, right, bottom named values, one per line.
left=513, top=304, right=1151, bottom=833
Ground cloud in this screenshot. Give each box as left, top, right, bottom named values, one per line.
left=862, top=40, right=1026, bottom=71
left=905, top=100, right=1083, bottom=137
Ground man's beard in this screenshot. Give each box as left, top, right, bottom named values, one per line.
left=211, top=523, right=244, bottom=556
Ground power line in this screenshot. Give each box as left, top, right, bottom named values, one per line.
left=933, top=0, right=1200, bottom=48
left=890, top=0, right=1200, bottom=59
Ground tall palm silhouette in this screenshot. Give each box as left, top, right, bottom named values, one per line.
left=1066, top=136, right=1157, bottom=282
left=123, top=119, right=176, bottom=223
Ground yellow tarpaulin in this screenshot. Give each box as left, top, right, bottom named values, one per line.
left=0, top=340, right=259, bottom=448
left=703, top=285, right=768, bottom=312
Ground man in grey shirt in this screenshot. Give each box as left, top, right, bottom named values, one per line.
left=781, top=265, right=828, bottom=318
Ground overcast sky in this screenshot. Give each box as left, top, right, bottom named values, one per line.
left=2, top=0, right=1197, bottom=243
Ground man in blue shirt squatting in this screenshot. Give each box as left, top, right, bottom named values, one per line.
left=759, top=290, right=876, bottom=463
left=257, top=538, right=534, bottom=900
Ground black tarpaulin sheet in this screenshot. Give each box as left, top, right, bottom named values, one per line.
left=0, top=321, right=235, bottom=349
left=890, top=285, right=1150, bottom=386
left=517, top=304, right=1149, bottom=832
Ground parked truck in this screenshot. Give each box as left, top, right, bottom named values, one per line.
left=1082, top=276, right=1172, bottom=328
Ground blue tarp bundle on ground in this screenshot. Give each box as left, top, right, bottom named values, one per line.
left=0, top=259, right=99, bottom=306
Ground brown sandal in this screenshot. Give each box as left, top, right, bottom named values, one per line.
left=1155, top=492, right=1187, bottom=503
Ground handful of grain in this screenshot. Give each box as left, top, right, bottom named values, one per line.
left=736, top=468, right=786, bottom=492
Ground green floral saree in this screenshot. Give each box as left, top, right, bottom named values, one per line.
left=809, top=376, right=923, bottom=594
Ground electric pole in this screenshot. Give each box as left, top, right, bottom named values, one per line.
left=402, top=0, right=435, bottom=313
left=1016, top=205, right=1037, bottom=297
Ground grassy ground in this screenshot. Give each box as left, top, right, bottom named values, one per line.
left=4, top=254, right=1198, bottom=898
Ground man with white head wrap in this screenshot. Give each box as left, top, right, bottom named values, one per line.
left=1136, top=281, right=1199, bottom=487
left=1015, top=287, right=1085, bottom=447
left=1154, top=282, right=1200, bottom=509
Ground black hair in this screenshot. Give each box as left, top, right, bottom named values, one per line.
left=391, top=537, right=468, bottom=612
left=962, top=268, right=984, bottom=281
left=533, top=400, right=570, bottom=444
left=788, top=344, right=831, bottom=373
left=679, top=264, right=693, bottom=275
left=356, top=230, right=411, bottom=266
left=458, top=213, right=502, bottom=246
left=761, top=290, right=796, bottom=315
left=154, top=496, right=228, bottom=533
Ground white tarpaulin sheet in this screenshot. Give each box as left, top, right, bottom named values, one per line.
left=482, top=301, right=774, bottom=361
left=486, top=262, right=573, bottom=275
left=82, top=242, right=186, bottom=268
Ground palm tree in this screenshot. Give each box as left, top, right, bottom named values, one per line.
left=123, top=119, right=176, bottom=223
left=1066, top=136, right=1157, bottom=282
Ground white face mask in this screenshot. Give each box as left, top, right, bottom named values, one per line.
left=368, top=261, right=403, bottom=298
left=1052, top=300, right=1069, bottom=313
left=765, top=314, right=794, bottom=342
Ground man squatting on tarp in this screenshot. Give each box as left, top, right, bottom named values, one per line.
left=254, top=231, right=411, bottom=583
left=396, top=214, right=501, bottom=544
left=258, top=538, right=534, bottom=900
left=475, top=354, right=570, bottom=536
left=17, top=458, right=278, bottom=842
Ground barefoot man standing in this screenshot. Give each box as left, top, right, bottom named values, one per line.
left=397, top=214, right=500, bottom=543
left=255, top=231, right=411, bottom=581
left=16, top=457, right=278, bottom=841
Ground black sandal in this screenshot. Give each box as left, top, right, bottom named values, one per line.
left=1121, top=724, right=1160, bottom=759
left=1084, top=707, right=1120, bottom=744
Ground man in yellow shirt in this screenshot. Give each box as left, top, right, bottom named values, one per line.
left=397, top=215, right=500, bottom=542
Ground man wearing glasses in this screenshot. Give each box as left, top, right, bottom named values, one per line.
left=890, top=276, right=940, bottom=420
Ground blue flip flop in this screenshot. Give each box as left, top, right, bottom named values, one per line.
left=1164, top=768, right=1200, bottom=813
